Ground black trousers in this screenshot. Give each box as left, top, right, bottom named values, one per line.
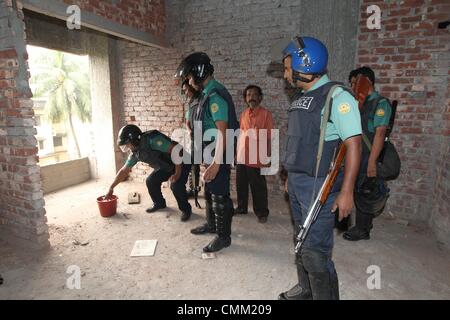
left=205, top=164, right=230, bottom=196
left=354, top=151, right=376, bottom=232
left=236, top=164, right=269, bottom=218
left=145, top=164, right=191, bottom=213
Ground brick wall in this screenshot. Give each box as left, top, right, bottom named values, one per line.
left=120, top=0, right=361, bottom=191
left=355, top=0, right=450, bottom=244
left=119, top=41, right=183, bottom=180
left=119, top=0, right=449, bottom=245
left=0, top=0, right=167, bottom=248
left=61, top=0, right=166, bottom=41
left=0, top=0, right=49, bottom=248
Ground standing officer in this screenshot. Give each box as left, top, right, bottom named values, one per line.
left=277, top=36, right=362, bottom=300
left=175, top=52, right=239, bottom=253
left=343, top=66, right=392, bottom=241
left=106, top=124, right=192, bottom=221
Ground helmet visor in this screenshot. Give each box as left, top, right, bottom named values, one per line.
left=119, top=144, right=131, bottom=153
left=175, top=60, right=190, bottom=79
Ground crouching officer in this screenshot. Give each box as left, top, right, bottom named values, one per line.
left=277, top=36, right=362, bottom=300
left=106, top=124, right=192, bottom=221
left=175, top=52, right=239, bottom=252
left=344, top=67, right=392, bottom=241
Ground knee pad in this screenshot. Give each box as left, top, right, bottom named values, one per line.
left=301, top=248, right=329, bottom=273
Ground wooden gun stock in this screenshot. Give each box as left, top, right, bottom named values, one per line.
left=319, top=144, right=347, bottom=204
left=354, top=74, right=371, bottom=110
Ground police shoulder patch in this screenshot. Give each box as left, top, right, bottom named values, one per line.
left=210, top=103, right=219, bottom=113
left=376, top=108, right=385, bottom=117
left=338, top=103, right=351, bottom=114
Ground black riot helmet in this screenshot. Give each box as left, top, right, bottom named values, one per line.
left=175, top=52, right=214, bottom=86
left=117, top=124, right=142, bottom=147
left=354, top=177, right=390, bottom=217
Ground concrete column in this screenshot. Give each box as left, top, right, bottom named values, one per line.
left=0, top=0, right=49, bottom=249
left=88, top=33, right=119, bottom=180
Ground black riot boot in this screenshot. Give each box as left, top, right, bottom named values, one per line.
left=203, top=194, right=232, bottom=253
left=343, top=210, right=373, bottom=241
left=278, top=252, right=313, bottom=300
left=330, top=270, right=340, bottom=300
left=190, top=192, right=216, bottom=235
left=301, top=248, right=338, bottom=300
left=279, top=223, right=313, bottom=300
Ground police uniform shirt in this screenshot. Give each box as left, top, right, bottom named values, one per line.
left=308, top=75, right=362, bottom=141
left=365, top=91, right=392, bottom=133
left=125, top=132, right=172, bottom=168
left=186, top=79, right=229, bottom=139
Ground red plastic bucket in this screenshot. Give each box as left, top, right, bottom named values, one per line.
left=97, top=195, right=118, bottom=217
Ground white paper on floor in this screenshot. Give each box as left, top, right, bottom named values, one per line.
left=201, top=252, right=216, bottom=259
left=130, top=240, right=158, bottom=257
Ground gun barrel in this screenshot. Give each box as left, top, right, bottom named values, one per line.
left=295, top=202, right=324, bottom=253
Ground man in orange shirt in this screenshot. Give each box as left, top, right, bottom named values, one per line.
left=235, top=85, right=274, bottom=223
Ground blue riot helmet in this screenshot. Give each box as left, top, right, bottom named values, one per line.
left=282, top=36, right=328, bottom=83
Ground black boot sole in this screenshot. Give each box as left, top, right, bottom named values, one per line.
left=342, top=233, right=370, bottom=241
left=146, top=205, right=167, bottom=213
left=278, top=291, right=313, bottom=300
left=202, top=238, right=231, bottom=253
left=190, top=228, right=216, bottom=235
left=180, top=213, right=192, bottom=222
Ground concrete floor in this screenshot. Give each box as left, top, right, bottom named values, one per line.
left=0, top=179, right=449, bottom=300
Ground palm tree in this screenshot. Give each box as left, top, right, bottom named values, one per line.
left=29, top=48, right=91, bottom=158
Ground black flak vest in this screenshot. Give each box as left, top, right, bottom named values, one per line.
left=282, top=81, right=350, bottom=177
left=133, top=130, right=174, bottom=172
left=190, top=85, right=239, bottom=164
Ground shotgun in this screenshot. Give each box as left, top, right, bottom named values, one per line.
left=295, top=143, right=347, bottom=253
left=190, top=128, right=201, bottom=208
left=192, top=162, right=201, bottom=209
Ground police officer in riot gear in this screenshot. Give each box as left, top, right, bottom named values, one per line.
left=175, top=52, right=239, bottom=252
left=277, top=36, right=362, bottom=300
left=106, top=124, right=192, bottom=222
left=343, top=67, right=392, bottom=241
